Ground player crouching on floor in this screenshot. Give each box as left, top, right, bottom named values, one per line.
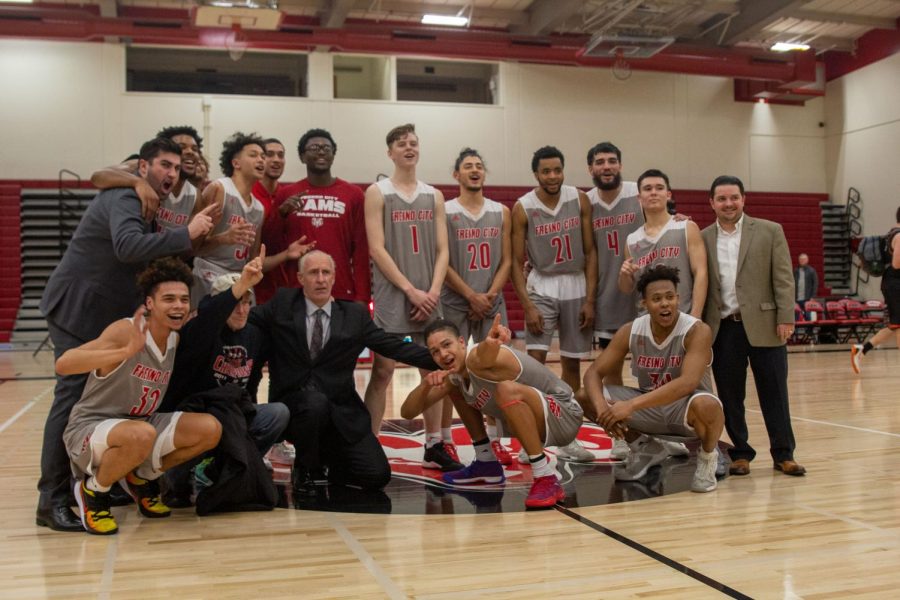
left=577, top=264, right=725, bottom=492
left=401, top=314, right=584, bottom=509
left=57, top=258, right=222, bottom=534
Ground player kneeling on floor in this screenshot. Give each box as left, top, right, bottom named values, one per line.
left=58, top=258, right=222, bottom=534
left=577, top=264, right=725, bottom=492
left=402, top=314, right=584, bottom=509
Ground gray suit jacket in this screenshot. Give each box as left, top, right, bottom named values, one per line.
left=40, top=188, right=192, bottom=342
left=701, top=215, right=795, bottom=347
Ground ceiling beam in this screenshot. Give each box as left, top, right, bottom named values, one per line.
left=701, top=0, right=812, bottom=45
left=513, top=0, right=582, bottom=36
left=788, top=9, right=897, bottom=29
left=321, top=0, right=355, bottom=28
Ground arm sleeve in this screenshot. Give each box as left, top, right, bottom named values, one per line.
left=350, top=187, right=371, bottom=302
left=109, top=193, right=192, bottom=263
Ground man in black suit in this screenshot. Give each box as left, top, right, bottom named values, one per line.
left=37, top=138, right=217, bottom=531
left=249, top=250, right=438, bottom=491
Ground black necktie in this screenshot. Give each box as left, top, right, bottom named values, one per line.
left=310, top=309, right=324, bottom=360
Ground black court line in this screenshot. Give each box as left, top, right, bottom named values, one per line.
left=554, top=505, right=753, bottom=599
left=0, top=376, right=56, bottom=382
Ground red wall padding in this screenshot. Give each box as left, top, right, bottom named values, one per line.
left=0, top=184, right=22, bottom=343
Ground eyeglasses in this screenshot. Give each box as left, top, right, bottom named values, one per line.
left=304, top=144, right=334, bottom=154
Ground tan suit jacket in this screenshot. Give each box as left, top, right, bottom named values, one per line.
left=701, top=215, right=795, bottom=347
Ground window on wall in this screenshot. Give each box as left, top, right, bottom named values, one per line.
left=126, top=47, right=308, bottom=97
left=396, top=59, right=498, bottom=104
left=333, top=55, right=392, bottom=100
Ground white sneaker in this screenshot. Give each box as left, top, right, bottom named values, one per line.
left=850, top=344, right=863, bottom=374
left=691, top=448, right=718, bottom=493
left=610, top=438, right=631, bottom=460
left=555, top=439, right=595, bottom=462
left=659, top=439, right=690, bottom=457
left=614, top=438, right=668, bottom=481
left=267, top=441, right=296, bottom=464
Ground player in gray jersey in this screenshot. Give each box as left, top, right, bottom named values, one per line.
left=619, top=169, right=707, bottom=318
left=511, top=146, right=597, bottom=463
left=156, top=180, right=197, bottom=232
left=193, top=132, right=312, bottom=304
left=402, top=314, right=584, bottom=509
left=585, top=142, right=644, bottom=344
left=57, top=258, right=236, bottom=534
left=364, top=124, right=456, bottom=471
left=579, top=265, right=725, bottom=493
left=441, top=148, right=513, bottom=464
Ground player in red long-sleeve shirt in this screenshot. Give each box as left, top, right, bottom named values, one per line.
left=270, top=129, right=370, bottom=304
left=252, top=138, right=287, bottom=304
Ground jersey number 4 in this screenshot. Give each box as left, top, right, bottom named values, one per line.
left=130, top=386, right=161, bottom=417
left=606, top=231, right=620, bottom=256
left=551, top=234, right=574, bottom=264
left=466, top=242, right=491, bottom=270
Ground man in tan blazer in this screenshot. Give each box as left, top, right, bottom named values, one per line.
left=701, top=175, right=805, bottom=477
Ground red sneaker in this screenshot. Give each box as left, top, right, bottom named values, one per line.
left=525, top=475, right=565, bottom=509
left=445, top=443, right=461, bottom=465
left=491, top=440, right=513, bottom=466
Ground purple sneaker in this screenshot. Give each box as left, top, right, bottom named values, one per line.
left=442, top=460, right=506, bottom=485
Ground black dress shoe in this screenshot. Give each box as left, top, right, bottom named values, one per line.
left=292, top=465, right=317, bottom=496
left=35, top=506, right=84, bottom=532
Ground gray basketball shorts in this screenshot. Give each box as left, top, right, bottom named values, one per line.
left=442, top=302, right=508, bottom=344
left=602, top=384, right=720, bottom=438
left=66, top=412, right=181, bottom=478
left=533, top=386, right=584, bottom=447
left=526, top=293, right=592, bottom=359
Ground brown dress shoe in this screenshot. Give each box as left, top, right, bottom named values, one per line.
left=774, top=460, right=806, bottom=476
left=729, top=459, right=751, bottom=476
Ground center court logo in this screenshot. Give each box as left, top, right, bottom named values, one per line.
left=380, top=423, right=617, bottom=491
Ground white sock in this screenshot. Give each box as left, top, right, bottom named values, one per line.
left=529, top=454, right=554, bottom=478
left=425, top=432, right=442, bottom=449
left=441, top=427, right=453, bottom=444
left=473, top=439, right=496, bottom=463
left=135, top=465, right=161, bottom=481
left=86, top=475, right=111, bottom=493
left=486, top=424, right=499, bottom=441
left=698, top=448, right=716, bottom=461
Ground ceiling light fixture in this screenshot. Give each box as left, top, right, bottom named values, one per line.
left=0, top=0, right=35, bottom=4
left=421, top=14, right=468, bottom=27
left=771, top=42, right=810, bottom=52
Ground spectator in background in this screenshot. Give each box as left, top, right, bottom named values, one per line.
left=794, top=253, right=818, bottom=315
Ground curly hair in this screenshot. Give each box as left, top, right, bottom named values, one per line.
left=636, top=264, right=680, bottom=297
left=137, top=257, right=194, bottom=299
left=219, top=131, right=265, bottom=177
left=531, top=146, right=564, bottom=173
left=156, top=125, right=203, bottom=151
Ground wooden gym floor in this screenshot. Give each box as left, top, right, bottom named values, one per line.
left=1, top=344, right=898, bottom=599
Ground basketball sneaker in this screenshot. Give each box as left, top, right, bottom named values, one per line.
left=609, top=438, right=631, bottom=460
left=442, top=460, right=506, bottom=485
left=119, top=472, right=171, bottom=518
left=555, top=439, right=595, bottom=462
left=73, top=479, right=117, bottom=535
left=614, top=438, right=669, bottom=481
left=850, top=344, right=863, bottom=374
left=691, top=448, right=719, bottom=493
left=491, top=440, right=513, bottom=466
left=525, top=475, right=565, bottom=509
left=444, top=442, right=461, bottom=465
left=660, top=440, right=690, bottom=457
left=422, top=441, right=464, bottom=471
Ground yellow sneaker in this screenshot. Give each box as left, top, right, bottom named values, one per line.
left=74, top=479, right=118, bottom=535
left=120, top=472, right=171, bottom=519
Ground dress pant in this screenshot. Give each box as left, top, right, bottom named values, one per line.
left=37, top=320, right=90, bottom=509
left=277, top=390, right=391, bottom=490
left=711, top=318, right=796, bottom=463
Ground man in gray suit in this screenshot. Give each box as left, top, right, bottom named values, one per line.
left=701, top=175, right=805, bottom=477
left=37, top=137, right=216, bottom=531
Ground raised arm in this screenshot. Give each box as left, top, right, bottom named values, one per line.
left=90, top=160, right=159, bottom=223
left=56, top=309, right=147, bottom=377
left=686, top=220, right=708, bottom=318
left=618, top=244, right=637, bottom=293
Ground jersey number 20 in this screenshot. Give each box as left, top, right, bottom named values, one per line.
left=467, top=242, right=491, bottom=270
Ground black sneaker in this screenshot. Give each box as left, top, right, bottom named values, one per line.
left=421, top=441, right=464, bottom=471
left=73, top=479, right=118, bottom=535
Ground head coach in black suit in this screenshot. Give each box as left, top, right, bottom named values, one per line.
left=249, top=250, right=438, bottom=492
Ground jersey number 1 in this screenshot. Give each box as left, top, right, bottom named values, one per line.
left=410, top=224, right=420, bottom=254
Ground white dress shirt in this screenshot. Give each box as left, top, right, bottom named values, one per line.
left=305, top=298, right=333, bottom=349
left=716, top=215, right=744, bottom=319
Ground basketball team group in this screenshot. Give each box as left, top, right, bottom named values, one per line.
left=35, top=122, right=809, bottom=536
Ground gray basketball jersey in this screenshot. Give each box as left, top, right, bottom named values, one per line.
left=65, top=320, right=178, bottom=436
left=450, top=346, right=575, bottom=423
left=441, top=198, right=505, bottom=314
left=196, top=177, right=264, bottom=272
left=629, top=312, right=713, bottom=394
left=156, top=181, right=197, bottom=232
left=626, top=218, right=693, bottom=313
left=588, top=183, right=643, bottom=331
left=517, top=185, right=585, bottom=275
left=371, top=178, right=439, bottom=334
